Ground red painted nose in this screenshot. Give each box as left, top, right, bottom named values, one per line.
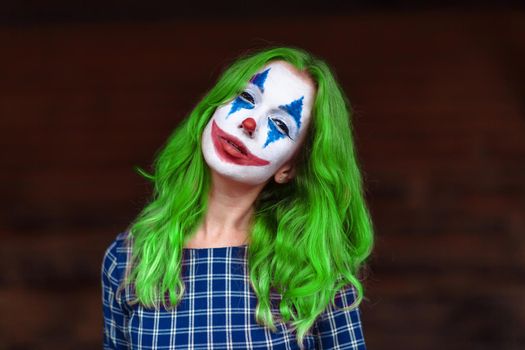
left=241, top=118, right=256, bottom=134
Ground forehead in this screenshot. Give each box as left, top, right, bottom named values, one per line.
left=251, top=61, right=314, bottom=101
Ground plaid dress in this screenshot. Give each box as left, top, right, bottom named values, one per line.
left=102, top=232, right=367, bottom=349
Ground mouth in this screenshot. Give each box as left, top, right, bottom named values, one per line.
left=222, top=134, right=248, bottom=155
left=211, top=120, right=270, bottom=166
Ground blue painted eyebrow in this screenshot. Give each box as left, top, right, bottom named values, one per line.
left=278, top=96, right=304, bottom=129
left=249, top=68, right=270, bottom=93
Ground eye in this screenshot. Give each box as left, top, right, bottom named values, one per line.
left=239, top=91, right=255, bottom=104
left=271, top=118, right=293, bottom=140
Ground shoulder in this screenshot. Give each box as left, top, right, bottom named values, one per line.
left=314, top=284, right=366, bottom=348
left=101, top=231, right=132, bottom=287
left=317, top=284, right=360, bottom=322
left=333, top=284, right=359, bottom=309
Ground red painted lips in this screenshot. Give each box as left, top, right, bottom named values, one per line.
left=211, top=120, right=270, bottom=166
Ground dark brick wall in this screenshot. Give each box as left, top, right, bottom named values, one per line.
left=1, top=11, right=524, bottom=350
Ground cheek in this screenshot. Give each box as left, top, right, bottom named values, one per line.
left=260, top=138, right=297, bottom=163
left=214, top=103, right=253, bottom=124
left=212, top=105, right=231, bottom=121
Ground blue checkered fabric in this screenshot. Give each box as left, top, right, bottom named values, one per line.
left=102, top=232, right=367, bottom=349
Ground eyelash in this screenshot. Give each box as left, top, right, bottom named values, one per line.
left=239, top=90, right=293, bottom=140
left=271, top=118, right=293, bottom=140
left=240, top=91, right=255, bottom=104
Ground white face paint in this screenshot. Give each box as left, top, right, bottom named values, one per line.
left=201, top=60, right=316, bottom=185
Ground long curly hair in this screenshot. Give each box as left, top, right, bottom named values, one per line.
left=120, top=46, right=374, bottom=349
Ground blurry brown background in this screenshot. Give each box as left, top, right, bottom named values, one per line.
left=1, top=1, right=524, bottom=349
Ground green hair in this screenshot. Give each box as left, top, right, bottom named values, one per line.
left=120, top=46, right=374, bottom=349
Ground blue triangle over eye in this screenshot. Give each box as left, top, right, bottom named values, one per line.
left=279, top=96, right=304, bottom=129
left=227, top=96, right=254, bottom=117
left=263, top=119, right=287, bottom=148
left=250, top=68, right=270, bottom=93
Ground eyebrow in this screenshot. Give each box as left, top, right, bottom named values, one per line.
left=249, top=68, right=270, bottom=94
left=278, top=96, right=304, bottom=129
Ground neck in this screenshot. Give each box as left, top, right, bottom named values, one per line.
left=187, top=170, right=267, bottom=247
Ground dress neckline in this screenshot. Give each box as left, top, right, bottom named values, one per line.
left=183, top=244, right=248, bottom=251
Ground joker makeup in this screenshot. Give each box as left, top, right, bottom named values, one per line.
left=201, top=60, right=316, bottom=185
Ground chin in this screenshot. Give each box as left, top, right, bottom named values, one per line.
left=202, top=128, right=273, bottom=186
left=213, top=166, right=272, bottom=186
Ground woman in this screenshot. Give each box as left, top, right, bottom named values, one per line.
left=102, top=46, right=374, bottom=349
